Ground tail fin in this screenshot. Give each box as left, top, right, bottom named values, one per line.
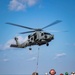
left=10, top=37, right=20, bottom=48
left=14, top=37, right=19, bottom=45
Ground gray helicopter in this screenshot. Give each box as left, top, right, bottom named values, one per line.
left=6, top=20, right=62, bottom=50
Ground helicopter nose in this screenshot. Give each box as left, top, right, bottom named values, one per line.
left=51, top=35, right=54, bottom=40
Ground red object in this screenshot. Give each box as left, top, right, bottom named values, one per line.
left=49, top=69, right=56, bottom=75
left=60, top=73, right=64, bottom=75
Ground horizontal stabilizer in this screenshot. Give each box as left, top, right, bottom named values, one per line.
left=10, top=44, right=18, bottom=47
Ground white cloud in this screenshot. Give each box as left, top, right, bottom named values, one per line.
left=9, top=0, right=26, bottom=11
left=27, top=0, right=38, bottom=6
left=0, top=58, right=9, bottom=62
left=54, top=53, right=66, bottom=59
left=3, top=59, right=9, bottom=62
left=27, top=57, right=37, bottom=61
left=0, top=36, right=28, bottom=50
left=56, top=53, right=66, bottom=57
left=8, top=0, right=38, bottom=11
left=65, top=43, right=75, bottom=46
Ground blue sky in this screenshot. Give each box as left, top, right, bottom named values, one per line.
left=0, top=0, right=75, bottom=74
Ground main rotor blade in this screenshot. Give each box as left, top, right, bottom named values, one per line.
left=19, top=31, right=35, bottom=34
left=6, top=22, right=36, bottom=30
left=42, top=20, right=62, bottom=29
left=49, top=30, right=68, bottom=32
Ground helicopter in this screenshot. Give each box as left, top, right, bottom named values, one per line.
left=6, top=20, right=62, bottom=50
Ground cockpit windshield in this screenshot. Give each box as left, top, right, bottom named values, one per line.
left=44, top=32, right=51, bottom=35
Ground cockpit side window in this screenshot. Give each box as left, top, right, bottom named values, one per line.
left=28, top=35, right=31, bottom=39
left=41, top=33, right=43, bottom=36
left=44, top=32, right=51, bottom=35
left=33, top=33, right=37, bottom=41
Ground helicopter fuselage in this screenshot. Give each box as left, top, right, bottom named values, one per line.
left=10, top=31, right=54, bottom=49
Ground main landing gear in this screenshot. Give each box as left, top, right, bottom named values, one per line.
left=46, top=43, right=49, bottom=46
left=29, top=48, right=32, bottom=50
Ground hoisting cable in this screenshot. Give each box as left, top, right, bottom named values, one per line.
left=35, top=48, right=40, bottom=72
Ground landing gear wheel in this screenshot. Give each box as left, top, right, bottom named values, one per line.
left=29, top=48, right=32, bottom=50
left=46, top=43, right=49, bottom=46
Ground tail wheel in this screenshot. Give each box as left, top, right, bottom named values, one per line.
left=29, top=48, right=32, bottom=50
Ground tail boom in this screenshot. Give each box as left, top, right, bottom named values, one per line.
left=10, top=37, right=25, bottom=48
left=10, top=44, right=25, bottom=48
